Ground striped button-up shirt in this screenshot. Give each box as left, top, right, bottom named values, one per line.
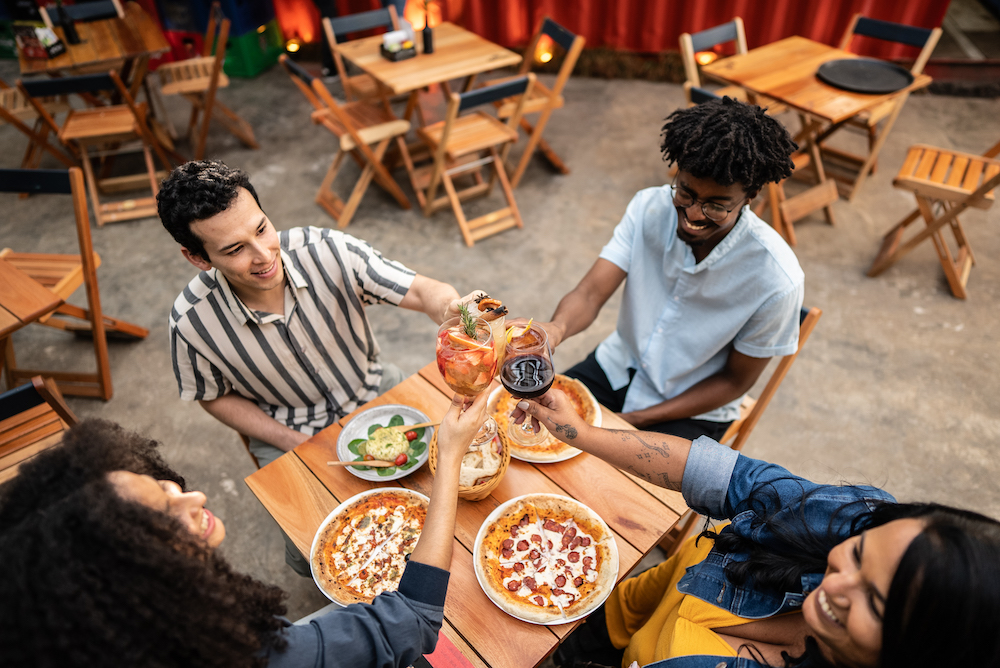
left=169, top=226, right=415, bottom=435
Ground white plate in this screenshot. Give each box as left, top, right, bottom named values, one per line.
left=310, top=487, right=430, bottom=605
left=472, top=493, right=619, bottom=625
left=487, top=378, right=601, bottom=464
left=336, top=404, right=433, bottom=481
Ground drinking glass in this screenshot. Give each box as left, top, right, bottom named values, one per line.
left=436, top=315, right=498, bottom=397
left=500, top=323, right=554, bottom=446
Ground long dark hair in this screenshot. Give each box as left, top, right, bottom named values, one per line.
left=0, top=419, right=288, bottom=667
left=701, top=479, right=1000, bottom=667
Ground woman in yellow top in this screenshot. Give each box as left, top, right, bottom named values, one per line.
left=514, top=391, right=1000, bottom=668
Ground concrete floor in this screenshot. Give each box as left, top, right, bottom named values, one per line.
left=2, top=57, right=999, bottom=627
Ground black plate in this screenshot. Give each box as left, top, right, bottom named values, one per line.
left=816, top=58, right=914, bottom=95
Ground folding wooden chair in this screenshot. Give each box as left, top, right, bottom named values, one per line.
left=415, top=75, right=534, bottom=246
left=0, top=168, right=150, bottom=399
left=323, top=6, right=399, bottom=103
left=0, top=78, right=73, bottom=170
left=660, top=307, right=822, bottom=556
left=679, top=18, right=785, bottom=114
left=19, top=71, right=174, bottom=226
left=157, top=4, right=258, bottom=160
left=0, top=376, right=77, bottom=486
left=484, top=17, right=585, bottom=188
left=818, top=15, right=942, bottom=199
left=867, top=142, right=1000, bottom=299
left=279, top=55, right=412, bottom=228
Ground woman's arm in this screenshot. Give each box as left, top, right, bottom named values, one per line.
left=513, top=390, right=692, bottom=490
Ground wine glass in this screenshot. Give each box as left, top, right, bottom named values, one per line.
left=436, top=315, right=498, bottom=397
left=500, top=323, right=554, bottom=447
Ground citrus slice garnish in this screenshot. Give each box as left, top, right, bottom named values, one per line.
left=447, top=331, right=493, bottom=352
left=507, top=318, right=533, bottom=343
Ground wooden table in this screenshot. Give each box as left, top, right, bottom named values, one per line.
left=335, top=22, right=521, bottom=121
left=702, top=36, right=932, bottom=218
left=246, top=363, right=687, bottom=668
left=18, top=1, right=169, bottom=82
left=0, top=257, right=63, bottom=383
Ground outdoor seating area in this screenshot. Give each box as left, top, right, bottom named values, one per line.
left=2, top=1, right=1000, bottom=666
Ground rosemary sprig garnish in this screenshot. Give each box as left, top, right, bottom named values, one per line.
left=459, top=304, right=478, bottom=338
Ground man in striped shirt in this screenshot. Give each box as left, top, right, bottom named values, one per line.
left=158, top=161, right=465, bottom=573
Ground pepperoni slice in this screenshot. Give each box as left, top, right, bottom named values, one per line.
left=533, top=596, right=545, bottom=606
left=552, top=588, right=565, bottom=596
left=561, top=533, right=573, bottom=549
left=568, top=551, right=580, bottom=563
left=543, top=519, right=564, bottom=533
left=519, top=514, right=530, bottom=527
left=570, top=536, right=583, bottom=549
left=516, top=540, right=529, bottom=551
left=574, top=576, right=584, bottom=587
left=580, top=537, right=591, bottom=546
left=537, top=565, right=547, bottom=573
left=533, top=558, right=543, bottom=569
left=509, top=526, right=519, bottom=538
left=583, top=556, right=593, bottom=567
left=547, top=540, right=554, bottom=550
left=530, top=533, right=542, bottom=544
left=513, top=562, right=525, bottom=572
left=528, top=549, right=540, bottom=560
left=523, top=577, right=537, bottom=592
left=501, top=539, right=514, bottom=549
left=564, top=527, right=577, bottom=539
left=555, top=575, right=566, bottom=587
left=556, top=559, right=566, bottom=567
left=507, top=580, right=521, bottom=591
left=501, top=548, right=514, bottom=559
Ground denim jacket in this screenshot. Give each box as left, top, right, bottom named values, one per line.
left=645, top=437, right=895, bottom=668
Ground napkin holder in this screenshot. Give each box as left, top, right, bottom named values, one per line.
left=380, top=43, right=416, bottom=61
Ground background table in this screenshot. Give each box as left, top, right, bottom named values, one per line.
left=246, top=362, right=687, bottom=668
left=0, top=257, right=63, bottom=385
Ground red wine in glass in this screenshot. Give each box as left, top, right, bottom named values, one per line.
left=500, top=354, right=554, bottom=399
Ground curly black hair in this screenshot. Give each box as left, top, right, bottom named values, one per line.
left=660, top=96, right=798, bottom=196
left=156, top=160, right=263, bottom=260
left=0, top=420, right=288, bottom=668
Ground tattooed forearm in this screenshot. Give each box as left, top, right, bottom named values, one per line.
left=606, top=429, right=673, bottom=460
left=549, top=421, right=578, bottom=440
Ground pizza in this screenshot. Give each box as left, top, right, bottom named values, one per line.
left=474, top=493, right=618, bottom=625
left=490, top=375, right=600, bottom=462
left=310, top=488, right=428, bottom=605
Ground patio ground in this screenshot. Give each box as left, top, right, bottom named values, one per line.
left=2, top=58, right=999, bottom=624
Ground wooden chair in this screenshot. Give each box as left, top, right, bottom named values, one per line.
left=157, top=4, right=258, bottom=160
left=323, top=6, right=399, bottom=103
left=39, top=0, right=124, bottom=26
left=867, top=142, right=1000, bottom=299
left=18, top=71, right=174, bottom=226
left=0, top=78, right=74, bottom=171
left=0, top=376, right=77, bottom=486
left=279, top=54, right=413, bottom=228
left=817, top=15, right=942, bottom=199
left=486, top=17, right=584, bottom=188
left=679, top=18, right=784, bottom=114
left=660, top=307, right=822, bottom=556
left=0, top=168, right=150, bottom=399
left=414, top=75, right=534, bottom=246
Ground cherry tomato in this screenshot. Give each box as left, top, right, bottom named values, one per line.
left=394, top=453, right=408, bottom=466
left=404, top=430, right=418, bottom=441
left=363, top=454, right=374, bottom=461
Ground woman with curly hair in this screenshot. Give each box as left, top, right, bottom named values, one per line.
left=512, top=392, right=1000, bottom=668
left=0, top=390, right=490, bottom=668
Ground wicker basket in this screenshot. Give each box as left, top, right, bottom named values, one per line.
left=428, top=424, right=511, bottom=501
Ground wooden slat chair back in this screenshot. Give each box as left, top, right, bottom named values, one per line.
left=0, top=168, right=149, bottom=399
left=0, top=376, right=78, bottom=487
left=485, top=16, right=585, bottom=188
left=0, top=78, right=74, bottom=171
left=660, top=307, right=822, bottom=556
left=18, top=71, right=173, bottom=226
left=278, top=54, right=412, bottom=228
left=416, top=74, right=534, bottom=246
left=157, top=5, right=258, bottom=159
left=818, top=14, right=942, bottom=199
left=39, top=0, right=124, bottom=26
left=868, top=142, right=1000, bottom=299
left=324, top=6, right=399, bottom=103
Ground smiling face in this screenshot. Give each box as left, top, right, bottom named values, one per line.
left=672, top=171, right=754, bottom=261
left=181, top=187, right=284, bottom=307
left=108, top=471, right=226, bottom=548
left=803, top=518, right=925, bottom=668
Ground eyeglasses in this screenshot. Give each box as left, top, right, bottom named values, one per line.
left=671, top=180, right=740, bottom=223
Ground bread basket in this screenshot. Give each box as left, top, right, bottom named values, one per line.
left=428, top=421, right=511, bottom=501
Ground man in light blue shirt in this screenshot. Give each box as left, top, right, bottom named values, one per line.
left=538, top=97, right=804, bottom=441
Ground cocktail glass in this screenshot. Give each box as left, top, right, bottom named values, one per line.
left=500, top=323, right=554, bottom=447
left=436, top=315, right=498, bottom=398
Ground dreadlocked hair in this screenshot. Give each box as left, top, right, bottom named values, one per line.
left=0, top=419, right=289, bottom=668
left=660, top=96, right=797, bottom=195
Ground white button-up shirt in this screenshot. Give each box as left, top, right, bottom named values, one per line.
left=595, top=185, right=804, bottom=422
